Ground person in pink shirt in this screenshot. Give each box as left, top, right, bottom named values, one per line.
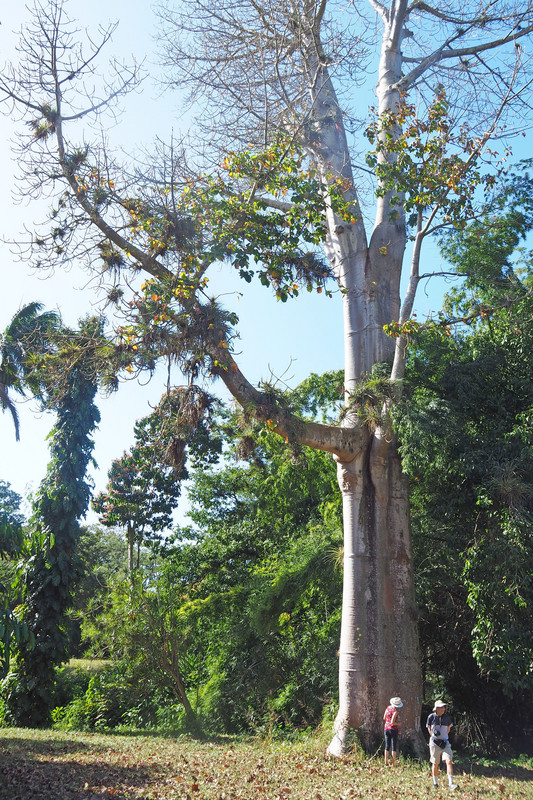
left=383, top=696, right=403, bottom=766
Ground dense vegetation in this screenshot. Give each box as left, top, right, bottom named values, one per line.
left=401, top=167, right=533, bottom=753
left=57, top=382, right=345, bottom=736
left=2, top=294, right=533, bottom=753
left=2, top=320, right=101, bottom=728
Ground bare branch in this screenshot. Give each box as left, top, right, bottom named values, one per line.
left=399, top=17, right=533, bottom=90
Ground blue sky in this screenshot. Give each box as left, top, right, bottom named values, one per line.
left=0, top=1, right=485, bottom=523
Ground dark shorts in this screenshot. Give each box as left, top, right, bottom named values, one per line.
left=384, top=729, right=399, bottom=751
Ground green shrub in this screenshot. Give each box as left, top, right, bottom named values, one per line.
left=52, top=663, right=95, bottom=709
left=52, top=660, right=174, bottom=731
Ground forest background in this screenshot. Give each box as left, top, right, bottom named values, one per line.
left=0, top=0, right=533, bottom=766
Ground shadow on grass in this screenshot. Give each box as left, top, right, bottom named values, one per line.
left=0, top=734, right=97, bottom=756
left=0, top=736, right=154, bottom=800
left=455, top=760, right=533, bottom=783
left=105, top=726, right=240, bottom=746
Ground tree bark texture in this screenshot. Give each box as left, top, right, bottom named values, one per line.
left=328, top=434, right=422, bottom=755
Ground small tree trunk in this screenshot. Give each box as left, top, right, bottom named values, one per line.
left=127, top=522, right=134, bottom=576
left=328, top=431, right=424, bottom=756
left=161, top=638, right=194, bottom=717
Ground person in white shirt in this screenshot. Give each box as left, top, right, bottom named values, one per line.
left=426, top=700, right=458, bottom=790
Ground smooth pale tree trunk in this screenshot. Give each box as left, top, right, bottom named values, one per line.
left=213, top=6, right=426, bottom=753
left=298, top=5, right=425, bottom=755
left=328, top=434, right=422, bottom=755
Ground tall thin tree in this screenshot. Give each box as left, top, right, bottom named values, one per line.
left=3, top=319, right=100, bottom=727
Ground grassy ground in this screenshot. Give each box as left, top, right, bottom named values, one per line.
left=63, top=659, right=114, bottom=673
left=0, top=728, right=532, bottom=800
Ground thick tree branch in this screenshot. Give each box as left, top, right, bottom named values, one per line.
left=368, top=0, right=389, bottom=21
left=257, top=195, right=295, bottom=212
left=51, top=86, right=171, bottom=280
left=211, top=347, right=368, bottom=462
left=407, top=2, right=504, bottom=25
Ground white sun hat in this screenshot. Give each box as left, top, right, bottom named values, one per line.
left=390, top=697, right=403, bottom=708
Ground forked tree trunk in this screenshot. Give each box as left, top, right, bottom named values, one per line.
left=302, top=4, right=425, bottom=754
left=161, top=638, right=195, bottom=717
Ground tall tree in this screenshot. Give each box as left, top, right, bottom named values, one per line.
left=93, top=451, right=179, bottom=576
left=3, top=319, right=100, bottom=728
left=2, top=0, right=533, bottom=749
